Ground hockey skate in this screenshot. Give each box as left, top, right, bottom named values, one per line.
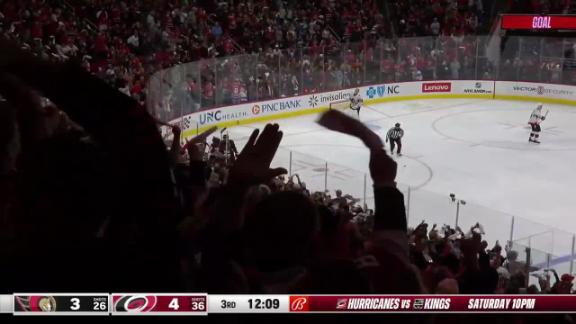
left=529, top=139, right=540, bottom=144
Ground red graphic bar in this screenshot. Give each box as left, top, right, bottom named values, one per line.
left=290, top=295, right=576, bottom=313
left=502, top=15, right=576, bottom=30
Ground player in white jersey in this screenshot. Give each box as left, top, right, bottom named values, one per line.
left=350, top=88, right=363, bottom=117
left=528, top=103, right=546, bottom=144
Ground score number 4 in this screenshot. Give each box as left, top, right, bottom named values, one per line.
left=168, top=298, right=206, bottom=311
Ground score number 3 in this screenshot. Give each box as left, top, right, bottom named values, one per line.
left=70, top=298, right=80, bottom=311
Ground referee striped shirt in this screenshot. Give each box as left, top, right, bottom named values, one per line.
left=387, top=127, right=404, bottom=140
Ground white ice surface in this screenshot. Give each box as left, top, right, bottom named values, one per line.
left=222, top=99, right=576, bottom=258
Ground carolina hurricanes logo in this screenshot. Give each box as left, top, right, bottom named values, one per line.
left=336, top=298, right=348, bottom=310
left=114, top=295, right=157, bottom=312
left=537, top=86, right=545, bottom=95
left=15, top=296, right=57, bottom=312
left=290, top=296, right=309, bottom=311
left=252, top=105, right=261, bottom=114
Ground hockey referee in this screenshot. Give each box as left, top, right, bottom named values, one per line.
left=386, top=123, right=404, bottom=156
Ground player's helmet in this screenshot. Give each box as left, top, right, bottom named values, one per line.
left=537, top=103, right=543, bottom=110
left=354, top=88, right=359, bottom=95
left=395, top=123, right=401, bottom=127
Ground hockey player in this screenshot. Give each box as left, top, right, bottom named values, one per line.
left=219, top=133, right=239, bottom=165
left=350, top=88, right=363, bottom=117
left=528, top=103, right=546, bottom=144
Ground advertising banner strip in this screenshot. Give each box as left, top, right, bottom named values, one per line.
left=287, top=295, right=576, bottom=313
left=178, top=81, right=498, bottom=138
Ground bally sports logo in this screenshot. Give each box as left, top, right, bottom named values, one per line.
left=422, top=82, right=452, bottom=93
left=290, top=296, right=309, bottom=312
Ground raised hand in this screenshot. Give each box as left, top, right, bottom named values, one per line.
left=228, top=124, right=287, bottom=187
left=171, top=124, right=182, bottom=134
left=317, top=109, right=383, bottom=151
left=369, top=148, right=397, bottom=188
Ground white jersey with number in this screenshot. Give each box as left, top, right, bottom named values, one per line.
left=529, top=108, right=544, bottom=125
left=350, top=94, right=363, bottom=110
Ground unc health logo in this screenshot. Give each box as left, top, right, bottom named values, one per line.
left=308, top=95, right=319, bottom=107
left=366, top=86, right=385, bottom=99
left=252, top=105, right=261, bottom=115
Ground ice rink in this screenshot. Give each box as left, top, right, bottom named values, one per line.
left=223, top=98, right=576, bottom=261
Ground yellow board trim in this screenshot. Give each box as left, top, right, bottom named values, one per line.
left=180, top=93, right=546, bottom=138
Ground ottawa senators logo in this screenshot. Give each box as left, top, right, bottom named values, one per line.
left=15, top=296, right=57, bottom=312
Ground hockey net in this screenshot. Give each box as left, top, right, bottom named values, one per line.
left=329, top=99, right=351, bottom=112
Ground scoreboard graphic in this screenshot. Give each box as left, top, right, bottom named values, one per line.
left=13, top=294, right=109, bottom=315
left=4, top=294, right=576, bottom=315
